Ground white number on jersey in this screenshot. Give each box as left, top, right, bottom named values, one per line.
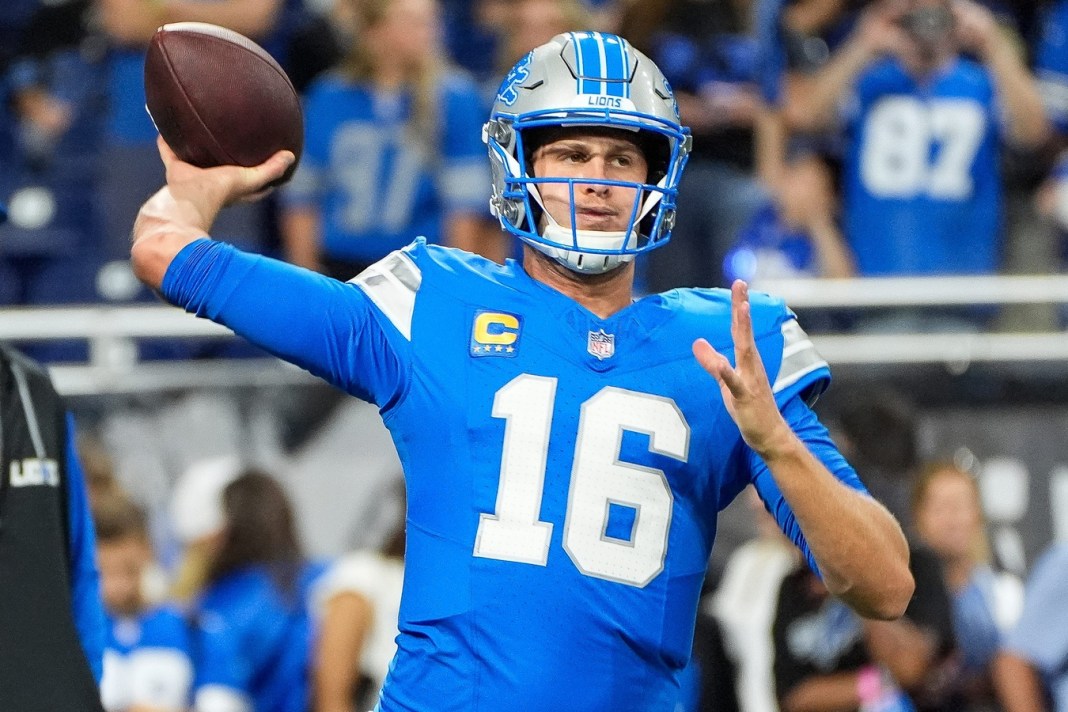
left=473, top=374, right=689, bottom=588
left=859, top=97, right=986, bottom=200
left=332, top=123, right=423, bottom=233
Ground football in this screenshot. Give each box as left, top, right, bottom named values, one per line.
left=144, top=22, right=303, bottom=185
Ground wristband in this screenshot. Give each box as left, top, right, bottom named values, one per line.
left=856, top=664, right=883, bottom=706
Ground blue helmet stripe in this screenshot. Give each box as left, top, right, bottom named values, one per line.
left=577, top=32, right=604, bottom=95
left=601, top=33, right=627, bottom=98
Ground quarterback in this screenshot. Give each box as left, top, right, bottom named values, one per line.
left=132, top=32, right=912, bottom=711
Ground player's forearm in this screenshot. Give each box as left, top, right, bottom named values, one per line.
left=983, top=39, right=1051, bottom=148
left=760, top=433, right=913, bottom=619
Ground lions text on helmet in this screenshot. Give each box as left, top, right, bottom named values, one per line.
left=484, top=32, right=692, bottom=274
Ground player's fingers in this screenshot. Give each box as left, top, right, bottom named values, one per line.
left=692, top=339, right=745, bottom=394
left=730, top=280, right=756, bottom=363
left=241, top=150, right=295, bottom=191
left=156, top=135, right=178, bottom=167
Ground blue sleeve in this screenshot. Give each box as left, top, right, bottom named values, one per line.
left=65, top=414, right=106, bottom=683
left=161, top=239, right=410, bottom=408
left=1004, top=543, right=1068, bottom=673
left=748, top=395, right=868, bottom=576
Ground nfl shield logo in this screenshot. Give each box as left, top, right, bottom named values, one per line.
left=587, top=329, right=615, bottom=360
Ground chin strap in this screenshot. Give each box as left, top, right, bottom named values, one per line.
left=526, top=181, right=662, bottom=275
left=538, top=213, right=637, bottom=274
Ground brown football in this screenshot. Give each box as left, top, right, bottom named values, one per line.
left=144, top=22, right=303, bottom=185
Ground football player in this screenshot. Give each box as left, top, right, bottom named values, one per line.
left=131, top=32, right=912, bottom=710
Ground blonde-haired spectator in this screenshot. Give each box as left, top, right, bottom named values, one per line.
left=912, top=461, right=1024, bottom=710
left=282, top=0, right=504, bottom=274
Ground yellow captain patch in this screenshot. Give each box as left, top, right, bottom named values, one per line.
left=470, top=310, right=522, bottom=357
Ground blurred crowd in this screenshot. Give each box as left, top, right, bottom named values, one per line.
left=78, top=385, right=1068, bottom=712
left=2, top=0, right=1068, bottom=330
left=4, top=0, right=1068, bottom=710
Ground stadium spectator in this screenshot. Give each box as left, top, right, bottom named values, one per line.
left=465, top=0, right=622, bottom=83
left=691, top=583, right=743, bottom=712
left=189, top=470, right=326, bottom=712
left=911, top=461, right=1024, bottom=711
left=490, top=0, right=592, bottom=92
left=95, top=0, right=308, bottom=266
left=995, top=541, right=1068, bottom=712
left=94, top=494, right=194, bottom=712
left=621, top=0, right=771, bottom=291
left=773, top=546, right=958, bottom=712
left=724, top=154, right=855, bottom=282
left=1, top=0, right=108, bottom=311
left=130, top=32, right=913, bottom=708
left=788, top=0, right=1049, bottom=279
left=0, top=214, right=107, bottom=709
left=711, top=487, right=799, bottom=712
left=281, top=0, right=502, bottom=276
left=310, top=492, right=405, bottom=711
left=166, top=455, right=242, bottom=604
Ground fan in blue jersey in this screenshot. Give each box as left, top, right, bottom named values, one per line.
left=189, top=471, right=326, bottom=712
left=788, top=0, right=1048, bottom=277
left=94, top=495, right=194, bottom=712
left=281, top=0, right=497, bottom=280
left=130, top=31, right=914, bottom=710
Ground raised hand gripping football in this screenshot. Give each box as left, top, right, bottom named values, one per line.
left=155, top=136, right=294, bottom=232
left=692, top=280, right=794, bottom=457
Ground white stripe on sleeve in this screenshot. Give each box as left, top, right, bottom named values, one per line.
left=351, top=249, right=423, bottom=341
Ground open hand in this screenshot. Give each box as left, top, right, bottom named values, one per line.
left=692, top=280, right=794, bottom=457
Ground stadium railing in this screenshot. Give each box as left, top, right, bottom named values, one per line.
left=0, top=273, right=1066, bottom=395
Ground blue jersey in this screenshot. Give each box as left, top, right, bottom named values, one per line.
left=1036, top=0, right=1068, bottom=134
left=192, top=563, right=325, bottom=712
left=66, top=416, right=107, bottom=683
left=162, top=239, right=865, bottom=711
left=842, top=57, right=1002, bottom=275
left=102, top=607, right=193, bottom=712
left=283, top=71, right=489, bottom=263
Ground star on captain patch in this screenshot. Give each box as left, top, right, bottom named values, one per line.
left=587, top=329, right=615, bottom=360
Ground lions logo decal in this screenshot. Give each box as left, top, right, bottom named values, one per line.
left=497, top=52, right=532, bottom=107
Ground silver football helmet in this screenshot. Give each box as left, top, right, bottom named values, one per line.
left=484, top=32, right=691, bottom=274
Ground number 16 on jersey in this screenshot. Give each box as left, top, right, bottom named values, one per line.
left=473, top=374, right=691, bottom=588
